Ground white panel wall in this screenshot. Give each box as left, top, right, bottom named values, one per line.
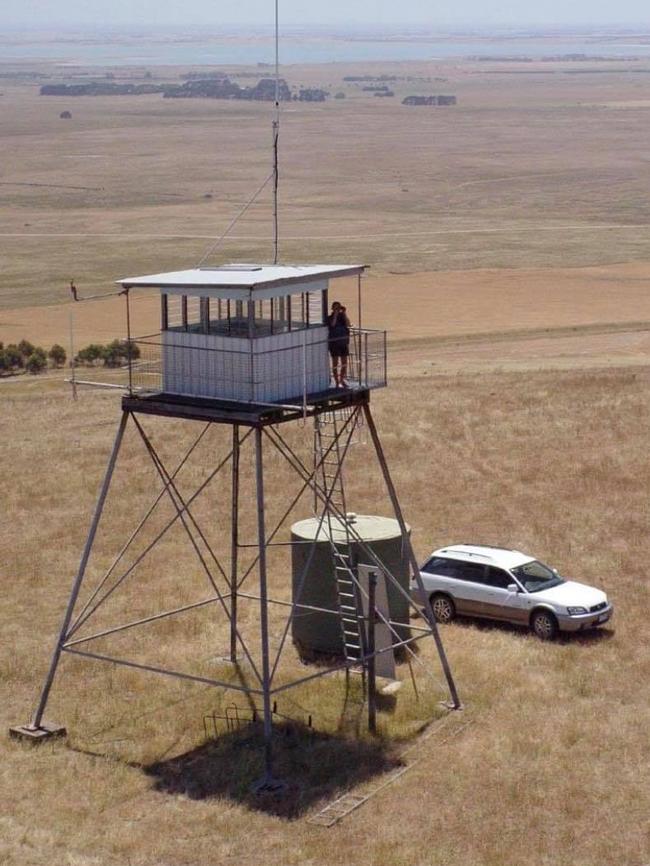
left=162, top=327, right=330, bottom=403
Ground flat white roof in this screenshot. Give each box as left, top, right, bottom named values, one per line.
left=432, top=544, right=534, bottom=570
left=118, top=263, right=365, bottom=293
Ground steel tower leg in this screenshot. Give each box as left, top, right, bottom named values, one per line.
left=230, top=425, right=240, bottom=663
left=252, top=426, right=283, bottom=791
left=10, top=410, right=130, bottom=741
left=362, top=403, right=462, bottom=710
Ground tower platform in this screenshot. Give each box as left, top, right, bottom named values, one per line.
left=122, top=386, right=370, bottom=427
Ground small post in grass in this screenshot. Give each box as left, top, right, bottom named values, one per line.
left=368, top=569, right=377, bottom=735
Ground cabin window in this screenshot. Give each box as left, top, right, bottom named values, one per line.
left=200, top=298, right=210, bottom=334
left=161, top=290, right=328, bottom=337
left=253, top=297, right=292, bottom=336
left=166, top=295, right=184, bottom=329
left=307, top=292, right=323, bottom=326
left=184, top=297, right=201, bottom=333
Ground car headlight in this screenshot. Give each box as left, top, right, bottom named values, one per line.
left=567, top=606, right=587, bottom=615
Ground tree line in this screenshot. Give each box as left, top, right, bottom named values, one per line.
left=0, top=339, right=139, bottom=376
left=0, top=340, right=65, bottom=375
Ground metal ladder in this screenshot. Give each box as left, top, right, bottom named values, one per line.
left=314, top=407, right=365, bottom=665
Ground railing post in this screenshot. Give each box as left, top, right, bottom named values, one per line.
left=302, top=328, right=307, bottom=418
left=125, top=289, right=133, bottom=395
left=364, top=332, right=369, bottom=388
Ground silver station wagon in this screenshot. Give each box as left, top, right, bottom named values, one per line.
left=412, top=544, right=613, bottom=639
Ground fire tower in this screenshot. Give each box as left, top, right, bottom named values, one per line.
left=11, top=262, right=460, bottom=789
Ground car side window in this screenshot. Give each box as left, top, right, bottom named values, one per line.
left=456, top=561, right=488, bottom=584
left=486, top=567, right=513, bottom=590
left=422, top=556, right=444, bottom=574
left=422, top=557, right=459, bottom=577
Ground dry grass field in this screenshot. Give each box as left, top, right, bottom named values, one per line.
left=3, top=52, right=650, bottom=310
left=1, top=50, right=650, bottom=866
left=2, top=365, right=649, bottom=866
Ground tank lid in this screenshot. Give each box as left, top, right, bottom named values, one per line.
left=290, top=514, right=408, bottom=543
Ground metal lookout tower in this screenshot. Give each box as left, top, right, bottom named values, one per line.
left=11, top=264, right=461, bottom=787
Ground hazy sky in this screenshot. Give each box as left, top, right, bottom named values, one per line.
left=4, top=0, right=648, bottom=30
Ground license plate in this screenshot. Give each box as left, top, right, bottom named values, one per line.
left=598, top=612, right=610, bottom=624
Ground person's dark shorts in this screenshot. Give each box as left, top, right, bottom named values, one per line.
left=329, top=339, right=349, bottom=358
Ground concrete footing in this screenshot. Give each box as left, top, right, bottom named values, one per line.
left=9, top=722, right=67, bottom=742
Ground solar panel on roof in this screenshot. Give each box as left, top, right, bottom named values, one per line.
left=201, top=265, right=263, bottom=272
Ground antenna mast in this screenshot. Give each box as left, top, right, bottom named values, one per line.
left=272, top=0, right=280, bottom=264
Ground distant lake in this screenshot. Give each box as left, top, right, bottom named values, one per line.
left=2, top=34, right=650, bottom=66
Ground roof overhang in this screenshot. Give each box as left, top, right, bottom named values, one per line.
left=117, top=264, right=365, bottom=301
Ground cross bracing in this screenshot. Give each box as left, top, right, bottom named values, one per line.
left=13, top=392, right=460, bottom=786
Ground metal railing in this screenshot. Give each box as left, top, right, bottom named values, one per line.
left=126, top=328, right=387, bottom=405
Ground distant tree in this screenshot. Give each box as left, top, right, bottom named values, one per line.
left=4, top=344, right=24, bottom=369
left=102, top=339, right=140, bottom=367
left=17, top=339, right=35, bottom=358
left=76, top=343, right=104, bottom=365
left=0, top=350, right=9, bottom=374
left=25, top=352, right=47, bottom=374
left=102, top=340, right=126, bottom=368
left=48, top=344, right=67, bottom=367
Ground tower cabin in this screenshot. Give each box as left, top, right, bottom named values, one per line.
left=118, top=263, right=387, bottom=409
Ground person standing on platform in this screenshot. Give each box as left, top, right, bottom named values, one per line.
left=327, top=301, right=351, bottom=387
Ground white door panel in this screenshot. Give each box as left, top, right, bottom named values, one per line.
left=482, top=587, right=529, bottom=623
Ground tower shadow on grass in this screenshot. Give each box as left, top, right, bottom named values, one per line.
left=144, top=721, right=402, bottom=819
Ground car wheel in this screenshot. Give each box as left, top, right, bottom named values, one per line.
left=531, top=609, right=558, bottom=640
left=430, top=594, right=456, bottom=624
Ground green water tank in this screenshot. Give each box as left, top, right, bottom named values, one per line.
left=290, top=514, right=411, bottom=659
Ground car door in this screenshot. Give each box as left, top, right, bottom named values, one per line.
left=419, top=557, right=486, bottom=615
left=482, top=566, right=529, bottom=623
left=450, top=560, right=490, bottom=616
left=417, top=556, right=457, bottom=604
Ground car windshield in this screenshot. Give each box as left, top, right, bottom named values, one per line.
left=511, top=560, right=564, bottom=593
